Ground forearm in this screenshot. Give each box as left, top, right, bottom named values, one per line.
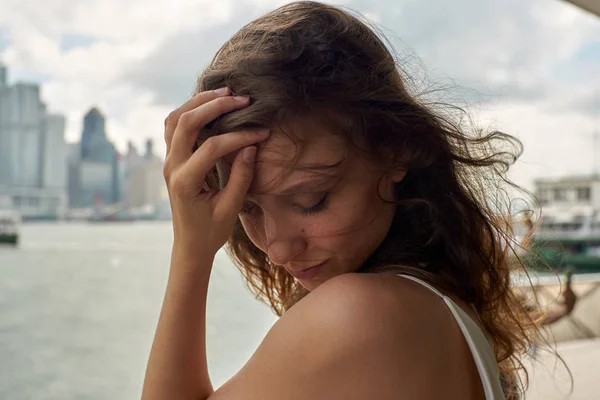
left=142, top=246, right=215, bottom=400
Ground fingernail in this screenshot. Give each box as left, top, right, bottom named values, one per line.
left=234, top=96, right=250, bottom=102
left=244, top=146, right=257, bottom=162
left=213, top=87, right=229, bottom=95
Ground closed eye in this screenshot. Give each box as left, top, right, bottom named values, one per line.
left=240, top=193, right=330, bottom=216
left=300, top=193, right=329, bottom=215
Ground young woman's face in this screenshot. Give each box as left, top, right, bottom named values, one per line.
left=218, top=118, right=405, bottom=291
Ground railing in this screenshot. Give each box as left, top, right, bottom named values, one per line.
left=514, top=271, right=600, bottom=340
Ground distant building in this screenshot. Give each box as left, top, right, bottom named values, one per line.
left=0, top=63, right=6, bottom=87
left=68, top=107, right=121, bottom=208
left=41, top=114, right=68, bottom=189
left=125, top=139, right=166, bottom=209
left=534, top=175, right=600, bottom=235
left=67, top=143, right=81, bottom=208
left=535, top=175, right=600, bottom=209
left=115, top=152, right=126, bottom=204
left=81, top=108, right=104, bottom=158
left=72, top=161, right=114, bottom=208
left=0, top=83, right=44, bottom=187
left=0, top=64, right=67, bottom=219
left=120, top=141, right=141, bottom=209
left=80, top=107, right=116, bottom=163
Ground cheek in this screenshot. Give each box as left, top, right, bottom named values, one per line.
left=325, top=187, right=395, bottom=253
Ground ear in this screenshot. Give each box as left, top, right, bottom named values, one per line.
left=381, top=149, right=407, bottom=183
left=389, top=169, right=407, bottom=183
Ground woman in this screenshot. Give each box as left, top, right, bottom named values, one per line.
left=142, top=2, right=540, bottom=399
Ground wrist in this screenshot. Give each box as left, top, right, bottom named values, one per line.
left=172, top=229, right=217, bottom=256
left=170, top=241, right=216, bottom=277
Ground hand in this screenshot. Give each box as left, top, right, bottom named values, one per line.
left=163, top=88, right=269, bottom=259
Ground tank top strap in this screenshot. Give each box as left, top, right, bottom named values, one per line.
left=396, top=273, right=446, bottom=299
left=395, top=273, right=506, bottom=399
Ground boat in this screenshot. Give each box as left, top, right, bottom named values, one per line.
left=524, top=230, right=600, bottom=274
left=87, top=202, right=135, bottom=223
left=0, top=210, right=20, bottom=246
left=520, top=175, right=600, bottom=273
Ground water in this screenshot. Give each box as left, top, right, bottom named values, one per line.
left=0, top=222, right=277, bottom=400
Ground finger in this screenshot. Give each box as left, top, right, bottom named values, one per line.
left=169, top=95, right=251, bottom=163
left=164, top=87, right=230, bottom=154
left=216, top=145, right=257, bottom=218
left=178, top=129, right=269, bottom=190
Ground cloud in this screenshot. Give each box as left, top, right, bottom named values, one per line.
left=476, top=99, right=598, bottom=186
left=59, top=34, right=99, bottom=53
left=554, top=89, right=600, bottom=116
left=367, top=0, right=600, bottom=106
left=117, top=0, right=600, bottom=190
left=0, top=0, right=234, bottom=42
left=119, top=3, right=281, bottom=106
left=0, top=27, right=8, bottom=53
left=0, top=0, right=599, bottom=190
left=121, top=0, right=600, bottom=110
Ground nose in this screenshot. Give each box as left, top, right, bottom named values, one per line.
left=261, top=214, right=306, bottom=266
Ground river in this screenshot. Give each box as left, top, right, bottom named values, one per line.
left=0, top=222, right=277, bottom=399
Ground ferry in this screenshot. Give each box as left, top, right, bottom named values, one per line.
left=522, top=175, right=600, bottom=273
left=0, top=209, right=20, bottom=246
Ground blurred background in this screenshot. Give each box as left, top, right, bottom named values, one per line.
left=0, top=0, right=599, bottom=399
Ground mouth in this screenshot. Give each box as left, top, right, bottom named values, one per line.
left=287, top=260, right=328, bottom=280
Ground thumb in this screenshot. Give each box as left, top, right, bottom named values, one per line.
left=218, top=146, right=256, bottom=216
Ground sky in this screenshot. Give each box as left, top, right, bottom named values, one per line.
left=0, top=0, right=599, bottom=190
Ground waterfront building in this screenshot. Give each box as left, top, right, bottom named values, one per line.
left=125, top=139, right=166, bottom=210
left=0, top=64, right=67, bottom=219
left=68, top=107, right=121, bottom=208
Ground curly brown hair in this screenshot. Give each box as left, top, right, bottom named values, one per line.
left=196, top=1, right=545, bottom=397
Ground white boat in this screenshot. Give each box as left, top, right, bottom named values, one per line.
left=523, top=176, right=600, bottom=273
left=535, top=204, right=600, bottom=241
left=0, top=209, right=19, bottom=245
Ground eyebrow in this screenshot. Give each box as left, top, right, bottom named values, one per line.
left=249, top=175, right=341, bottom=197
left=243, top=158, right=346, bottom=197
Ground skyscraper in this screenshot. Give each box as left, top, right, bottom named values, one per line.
left=80, top=107, right=107, bottom=160
left=0, top=63, right=6, bottom=87
left=0, top=64, right=67, bottom=219
left=125, top=139, right=165, bottom=210
left=41, top=114, right=67, bottom=189
left=69, top=107, right=121, bottom=207
left=0, top=83, right=44, bottom=187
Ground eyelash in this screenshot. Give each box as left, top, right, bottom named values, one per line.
left=240, top=193, right=330, bottom=216
left=301, top=193, right=330, bottom=215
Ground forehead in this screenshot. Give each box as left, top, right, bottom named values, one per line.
left=218, top=118, right=349, bottom=192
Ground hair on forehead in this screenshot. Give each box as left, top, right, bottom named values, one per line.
left=213, top=116, right=350, bottom=195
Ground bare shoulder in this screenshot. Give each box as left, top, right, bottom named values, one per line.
left=295, top=272, right=467, bottom=343
left=210, top=273, right=483, bottom=400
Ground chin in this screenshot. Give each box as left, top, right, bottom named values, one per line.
left=295, top=268, right=351, bottom=292
left=293, top=275, right=324, bottom=292
left=290, top=259, right=362, bottom=291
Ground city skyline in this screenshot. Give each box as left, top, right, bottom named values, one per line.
left=0, top=63, right=68, bottom=218
left=0, top=63, right=167, bottom=219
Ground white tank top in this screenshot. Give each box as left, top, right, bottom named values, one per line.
left=397, top=274, right=506, bottom=399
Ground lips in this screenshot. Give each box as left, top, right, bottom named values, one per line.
left=288, top=260, right=327, bottom=280
left=302, top=263, right=323, bottom=271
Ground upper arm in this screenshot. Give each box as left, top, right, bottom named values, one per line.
left=208, top=273, right=473, bottom=400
